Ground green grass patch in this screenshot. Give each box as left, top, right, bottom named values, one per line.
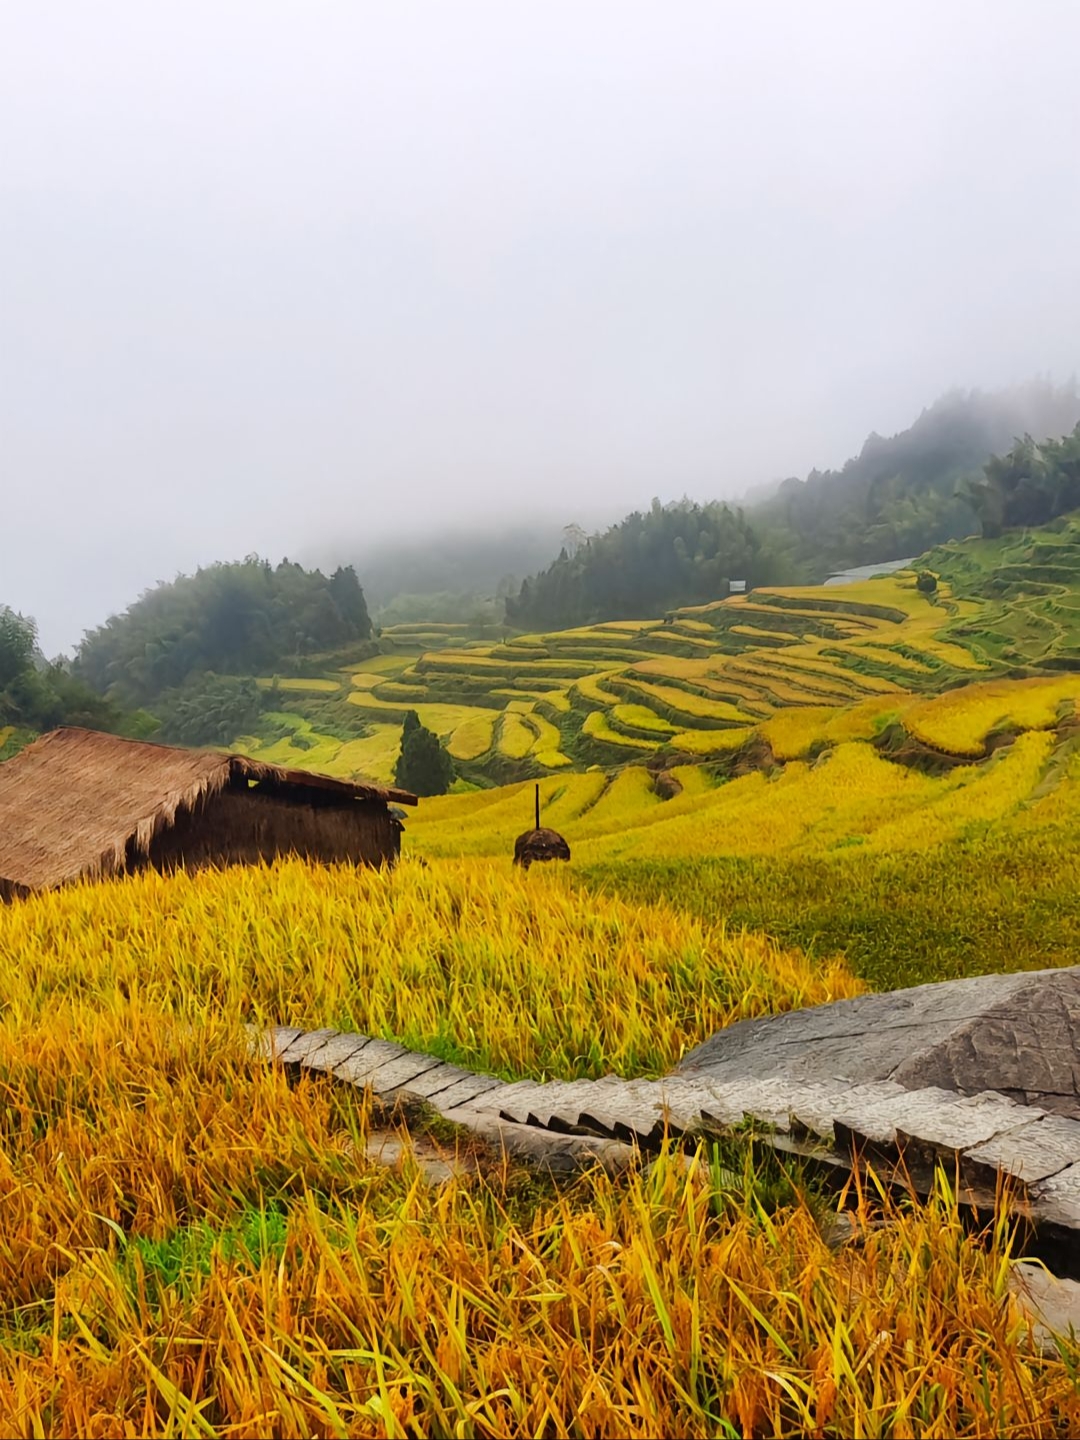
left=580, top=826, right=1080, bottom=992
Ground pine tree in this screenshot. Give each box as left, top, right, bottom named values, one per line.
left=394, top=711, right=454, bottom=796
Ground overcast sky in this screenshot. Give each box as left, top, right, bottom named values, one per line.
left=3, top=2, right=1080, bottom=654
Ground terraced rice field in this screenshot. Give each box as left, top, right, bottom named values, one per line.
left=407, top=683, right=1080, bottom=865
left=445, top=712, right=496, bottom=761
left=233, top=715, right=406, bottom=783
left=255, top=676, right=343, bottom=693
left=242, top=576, right=955, bottom=784
left=226, top=534, right=1080, bottom=788
left=583, top=709, right=659, bottom=751
left=902, top=674, right=1080, bottom=757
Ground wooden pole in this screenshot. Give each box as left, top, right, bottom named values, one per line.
left=535, top=782, right=541, bottom=831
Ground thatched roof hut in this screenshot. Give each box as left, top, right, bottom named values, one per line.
left=0, top=727, right=417, bottom=900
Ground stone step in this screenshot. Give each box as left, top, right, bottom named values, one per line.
left=427, top=1073, right=507, bottom=1114
left=962, top=1113, right=1080, bottom=1189
left=251, top=1026, right=1080, bottom=1244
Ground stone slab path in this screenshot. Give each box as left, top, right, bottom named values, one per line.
left=255, top=1024, right=1080, bottom=1243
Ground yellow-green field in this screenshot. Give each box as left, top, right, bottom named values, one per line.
left=256, top=676, right=343, bottom=694
left=903, top=675, right=1080, bottom=756
left=232, top=716, right=405, bottom=784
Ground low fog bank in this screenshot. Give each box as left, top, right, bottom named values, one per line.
left=11, top=376, right=1080, bottom=658
left=305, top=504, right=623, bottom=611
left=5, top=3, right=1080, bottom=655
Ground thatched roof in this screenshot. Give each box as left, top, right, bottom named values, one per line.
left=0, top=727, right=417, bottom=895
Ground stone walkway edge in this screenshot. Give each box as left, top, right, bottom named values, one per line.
left=252, top=1024, right=1080, bottom=1241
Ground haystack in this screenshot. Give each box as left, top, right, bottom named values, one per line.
left=0, top=727, right=417, bottom=900
left=512, top=784, right=571, bottom=869
left=513, top=826, right=572, bottom=869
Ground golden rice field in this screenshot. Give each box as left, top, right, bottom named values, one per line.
left=2, top=855, right=1080, bottom=1433
left=667, top=725, right=756, bottom=755
left=493, top=686, right=572, bottom=712
left=0, top=860, right=856, bottom=1081
left=902, top=675, right=1080, bottom=757
left=1, top=1031, right=1073, bottom=1438
left=583, top=709, right=659, bottom=751
left=618, top=678, right=758, bottom=725
left=234, top=718, right=405, bottom=785
left=611, top=702, right=678, bottom=734
left=407, top=703, right=1080, bottom=865
left=498, top=712, right=537, bottom=760
left=446, top=712, right=495, bottom=762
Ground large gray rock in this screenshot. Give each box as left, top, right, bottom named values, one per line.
left=676, top=967, right=1080, bottom=1118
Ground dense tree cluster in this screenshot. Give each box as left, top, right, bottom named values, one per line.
left=394, top=710, right=455, bottom=796
left=755, top=381, right=1080, bottom=576
left=154, top=674, right=265, bottom=748
left=75, top=558, right=372, bottom=706
left=0, top=608, right=123, bottom=735
left=505, top=500, right=768, bottom=630
left=961, top=423, right=1080, bottom=537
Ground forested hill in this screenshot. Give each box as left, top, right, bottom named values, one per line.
left=508, top=380, right=1080, bottom=630
left=1, top=608, right=126, bottom=757
left=504, top=501, right=770, bottom=631
left=755, top=380, right=1080, bottom=575
left=74, top=558, right=373, bottom=707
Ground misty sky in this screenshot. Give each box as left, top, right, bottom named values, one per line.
left=4, top=2, right=1080, bottom=654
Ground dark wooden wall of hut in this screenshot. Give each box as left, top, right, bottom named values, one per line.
left=139, top=785, right=401, bottom=876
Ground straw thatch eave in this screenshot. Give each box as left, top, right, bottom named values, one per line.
left=226, top=752, right=417, bottom=807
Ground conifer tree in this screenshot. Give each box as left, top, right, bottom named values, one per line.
left=394, top=710, right=454, bottom=796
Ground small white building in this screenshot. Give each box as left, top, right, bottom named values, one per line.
left=729, top=579, right=747, bottom=594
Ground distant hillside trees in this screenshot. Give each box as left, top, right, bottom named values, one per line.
left=0, top=608, right=36, bottom=692
left=506, top=499, right=769, bottom=630
left=155, top=674, right=265, bottom=748
left=506, top=384, right=1080, bottom=628
left=75, top=558, right=372, bottom=706
left=394, top=710, right=454, bottom=796
left=961, top=424, right=1080, bottom=537
left=0, top=607, right=124, bottom=735
left=754, top=381, right=1080, bottom=575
